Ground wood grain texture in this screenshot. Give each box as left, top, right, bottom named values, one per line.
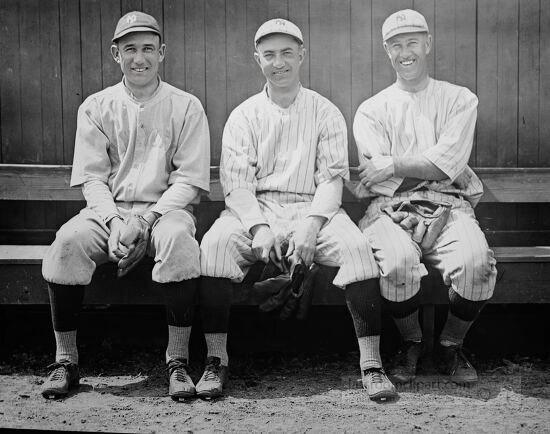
left=2, top=165, right=549, bottom=203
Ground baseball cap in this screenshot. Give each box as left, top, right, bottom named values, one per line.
left=112, top=11, right=162, bottom=42
left=254, top=18, right=304, bottom=46
left=382, top=9, right=429, bottom=42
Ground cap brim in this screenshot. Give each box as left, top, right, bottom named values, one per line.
left=113, top=26, right=161, bottom=42
left=255, top=32, right=303, bottom=46
left=384, top=26, right=428, bottom=41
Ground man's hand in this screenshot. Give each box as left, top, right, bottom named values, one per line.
left=359, top=156, right=394, bottom=188
left=287, top=217, right=324, bottom=266
left=116, top=214, right=151, bottom=277
left=251, top=224, right=281, bottom=264
left=107, top=217, right=127, bottom=262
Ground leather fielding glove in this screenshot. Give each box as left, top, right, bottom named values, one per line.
left=383, top=199, right=451, bottom=250
left=117, top=214, right=151, bottom=277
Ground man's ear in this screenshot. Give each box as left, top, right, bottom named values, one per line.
left=159, top=43, right=166, bottom=62
left=111, top=44, right=121, bottom=63
left=383, top=42, right=391, bottom=59
left=298, top=46, right=306, bottom=64
left=253, top=50, right=261, bottom=67
left=425, top=34, right=432, bottom=55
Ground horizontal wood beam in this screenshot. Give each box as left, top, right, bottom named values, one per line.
left=1, top=164, right=550, bottom=202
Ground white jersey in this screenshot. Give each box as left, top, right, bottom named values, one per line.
left=221, top=85, right=349, bottom=199
left=353, top=78, right=483, bottom=206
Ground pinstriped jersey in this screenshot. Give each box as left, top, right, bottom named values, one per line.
left=353, top=78, right=483, bottom=206
left=221, top=86, right=349, bottom=199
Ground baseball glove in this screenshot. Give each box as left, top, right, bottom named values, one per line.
left=117, top=214, right=151, bottom=277
left=383, top=199, right=451, bottom=250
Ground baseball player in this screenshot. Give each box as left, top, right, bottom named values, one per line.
left=40, top=11, right=216, bottom=401
left=199, top=18, right=397, bottom=400
left=353, top=9, right=497, bottom=384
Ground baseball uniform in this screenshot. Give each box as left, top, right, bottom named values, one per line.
left=42, top=78, right=210, bottom=285
left=354, top=78, right=497, bottom=302
left=201, top=85, right=378, bottom=288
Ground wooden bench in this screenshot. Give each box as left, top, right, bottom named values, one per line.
left=1, top=164, right=550, bottom=350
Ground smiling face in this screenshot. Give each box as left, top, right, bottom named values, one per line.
left=254, top=33, right=305, bottom=93
left=384, top=32, right=431, bottom=90
left=111, top=31, right=165, bottom=98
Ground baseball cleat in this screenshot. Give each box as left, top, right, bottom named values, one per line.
left=361, top=368, right=398, bottom=401
left=196, top=356, right=227, bottom=399
left=167, top=358, right=196, bottom=400
left=41, top=360, right=80, bottom=399
left=436, top=343, right=478, bottom=384
left=390, top=340, right=423, bottom=383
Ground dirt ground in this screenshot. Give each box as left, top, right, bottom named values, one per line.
left=0, top=349, right=549, bottom=433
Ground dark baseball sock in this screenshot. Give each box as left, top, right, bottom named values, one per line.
left=345, top=279, right=382, bottom=370
left=156, top=280, right=197, bottom=327
left=440, top=289, right=487, bottom=346
left=155, top=280, right=197, bottom=362
left=199, top=277, right=233, bottom=366
left=385, top=291, right=422, bottom=342
left=48, top=283, right=85, bottom=331
left=48, top=283, right=84, bottom=364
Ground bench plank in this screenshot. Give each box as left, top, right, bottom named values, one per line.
left=2, top=164, right=550, bottom=203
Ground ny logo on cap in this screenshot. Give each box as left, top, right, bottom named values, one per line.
left=275, top=19, right=286, bottom=26
left=396, top=14, right=407, bottom=22
left=126, top=14, right=137, bottom=24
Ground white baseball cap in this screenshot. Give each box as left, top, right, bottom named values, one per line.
left=254, top=18, right=304, bottom=46
left=113, top=11, right=162, bottom=42
left=382, top=9, right=429, bottom=42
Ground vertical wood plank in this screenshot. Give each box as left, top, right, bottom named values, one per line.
left=518, top=0, right=540, bottom=167
left=476, top=0, right=498, bottom=167
left=184, top=0, right=206, bottom=104
left=59, top=0, right=82, bottom=164
left=246, top=0, right=269, bottom=96
left=100, top=0, right=121, bottom=89
left=413, top=0, right=435, bottom=78
left=40, top=0, right=64, bottom=165
left=19, top=0, right=43, bottom=163
left=142, top=0, right=165, bottom=79
left=268, top=0, right=288, bottom=18
left=372, top=0, right=411, bottom=94
left=496, top=0, right=519, bottom=167
left=164, top=0, right=186, bottom=90
left=351, top=0, right=373, bottom=166
left=433, top=0, right=455, bottom=83
left=328, top=0, right=352, bottom=161
left=205, top=0, right=227, bottom=163
left=540, top=0, right=550, bottom=165
left=289, top=0, right=310, bottom=89
left=80, top=0, right=103, bottom=99
left=121, top=0, right=142, bottom=14
left=453, top=0, right=477, bottom=166
left=0, top=0, right=22, bottom=163
left=226, top=0, right=249, bottom=114
left=309, top=0, right=331, bottom=98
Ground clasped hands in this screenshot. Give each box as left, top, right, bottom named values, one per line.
left=108, top=215, right=152, bottom=277
left=251, top=217, right=323, bottom=269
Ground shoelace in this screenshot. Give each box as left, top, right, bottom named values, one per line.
left=167, top=360, right=191, bottom=382
left=47, top=364, right=68, bottom=382
left=203, top=362, right=221, bottom=382
left=365, top=368, right=385, bottom=384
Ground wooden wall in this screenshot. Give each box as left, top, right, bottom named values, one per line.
left=1, top=0, right=549, bottom=167
left=0, top=0, right=549, bottom=242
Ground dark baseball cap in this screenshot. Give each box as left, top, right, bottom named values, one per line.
left=112, top=11, right=162, bottom=43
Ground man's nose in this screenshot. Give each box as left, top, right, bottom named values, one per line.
left=273, top=54, right=285, bottom=68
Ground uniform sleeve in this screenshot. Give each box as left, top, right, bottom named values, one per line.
left=307, top=176, right=342, bottom=222
left=220, top=111, right=266, bottom=230
left=422, top=89, right=478, bottom=182
left=70, top=99, right=113, bottom=187
left=151, top=102, right=210, bottom=214
left=315, top=111, right=350, bottom=184
left=167, top=103, right=211, bottom=192
left=353, top=101, right=404, bottom=197
left=71, top=99, right=120, bottom=222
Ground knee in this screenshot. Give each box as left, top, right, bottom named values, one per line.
left=200, top=228, right=235, bottom=255
left=381, top=244, right=419, bottom=278
left=456, top=246, right=497, bottom=284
